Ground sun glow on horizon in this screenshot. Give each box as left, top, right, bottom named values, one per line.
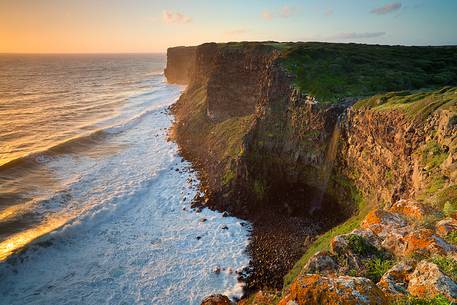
left=1, top=0, right=457, bottom=53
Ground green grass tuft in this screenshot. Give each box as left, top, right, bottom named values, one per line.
left=432, top=256, right=457, bottom=283
left=393, top=295, right=454, bottom=305
left=363, top=258, right=394, bottom=283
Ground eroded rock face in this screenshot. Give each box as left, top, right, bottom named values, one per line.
left=279, top=274, right=387, bottom=305
left=408, top=260, right=457, bottom=302
left=165, top=46, right=196, bottom=84
left=201, top=294, right=233, bottom=305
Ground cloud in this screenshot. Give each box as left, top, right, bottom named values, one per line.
left=162, top=10, right=192, bottom=24
left=261, top=5, right=296, bottom=20
left=324, top=9, right=334, bottom=16
left=329, top=32, right=386, bottom=40
left=370, top=2, right=402, bottom=15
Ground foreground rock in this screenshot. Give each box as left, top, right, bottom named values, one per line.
left=279, top=274, right=387, bottom=305
left=408, top=260, right=457, bottom=302
left=201, top=294, right=233, bottom=305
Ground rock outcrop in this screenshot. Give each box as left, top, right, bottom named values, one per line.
left=164, top=46, right=196, bottom=84
left=165, top=42, right=457, bottom=304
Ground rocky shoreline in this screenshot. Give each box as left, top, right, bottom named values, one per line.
left=165, top=42, right=457, bottom=304
left=169, top=127, right=345, bottom=295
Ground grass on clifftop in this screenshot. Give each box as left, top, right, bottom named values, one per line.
left=353, top=86, right=457, bottom=122
left=279, top=43, right=457, bottom=103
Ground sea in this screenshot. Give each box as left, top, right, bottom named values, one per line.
left=0, top=54, right=250, bottom=305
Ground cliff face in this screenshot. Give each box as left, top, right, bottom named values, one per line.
left=164, top=46, right=196, bottom=84
left=166, top=42, right=457, bottom=304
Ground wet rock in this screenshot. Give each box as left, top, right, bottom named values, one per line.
left=212, top=266, right=221, bottom=274
left=436, top=218, right=457, bottom=237
left=199, top=218, right=207, bottom=223
left=303, top=251, right=337, bottom=276
left=408, top=260, right=457, bottom=302
left=221, top=225, right=228, bottom=230
left=222, top=211, right=229, bottom=217
left=200, top=294, right=232, bottom=305
left=377, top=261, right=415, bottom=296
left=279, top=274, right=388, bottom=305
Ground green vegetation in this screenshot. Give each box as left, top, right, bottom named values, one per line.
left=421, top=141, right=449, bottom=170
left=394, top=295, right=454, bottom=305
left=353, top=87, right=457, bottom=122
left=432, top=255, right=457, bottom=282
left=346, top=234, right=379, bottom=257
left=222, top=168, right=236, bottom=185
left=439, top=186, right=457, bottom=211
left=363, top=257, right=394, bottom=282
left=445, top=231, right=457, bottom=246
left=279, top=43, right=457, bottom=103
left=253, top=179, right=266, bottom=200
left=283, top=180, right=368, bottom=288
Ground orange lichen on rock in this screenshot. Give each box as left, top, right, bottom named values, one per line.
left=403, top=228, right=451, bottom=257
left=279, top=274, right=388, bottom=305
left=408, top=260, right=457, bottom=302
left=361, top=209, right=407, bottom=238
left=436, top=218, right=457, bottom=237
left=388, top=200, right=431, bottom=221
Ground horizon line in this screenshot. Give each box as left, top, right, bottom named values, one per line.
left=0, top=52, right=167, bottom=55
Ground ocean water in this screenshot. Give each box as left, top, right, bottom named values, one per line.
left=0, top=54, right=250, bottom=304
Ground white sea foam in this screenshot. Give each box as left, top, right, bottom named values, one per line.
left=0, top=71, right=250, bottom=305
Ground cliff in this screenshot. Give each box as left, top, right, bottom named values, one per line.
left=167, top=42, right=457, bottom=304
left=164, top=46, right=196, bottom=84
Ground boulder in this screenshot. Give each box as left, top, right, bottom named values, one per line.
left=377, top=261, right=415, bottom=296
left=436, top=218, right=457, bottom=237
left=408, top=260, right=457, bottom=302
left=402, top=228, right=454, bottom=257
left=361, top=209, right=408, bottom=239
left=303, top=251, right=337, bottom=276
left=351, top=228, right=383, bottom=250
left=201, top=294, right=232, bottom=305
left=388, top=200, right=432, bottom=221
left=279, top=274, right=388, bottom=305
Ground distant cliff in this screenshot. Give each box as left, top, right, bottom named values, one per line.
left=166, top=42, right=457, bottom=305
left=164, top=46, right=196, bottom=84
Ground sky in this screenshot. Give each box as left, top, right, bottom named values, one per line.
left=1, top=0, right=456, bottom=53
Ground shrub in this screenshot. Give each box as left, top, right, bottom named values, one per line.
left=347, top=234, right=379, bottom=257
left=363, top=258, right=394, bottom=282
left=445, top=231, right=457, bottom=246
left=443, top=201, right=457, bottom=217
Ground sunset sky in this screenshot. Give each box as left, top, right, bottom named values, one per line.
left=1, top=0, right=456, bottom=53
